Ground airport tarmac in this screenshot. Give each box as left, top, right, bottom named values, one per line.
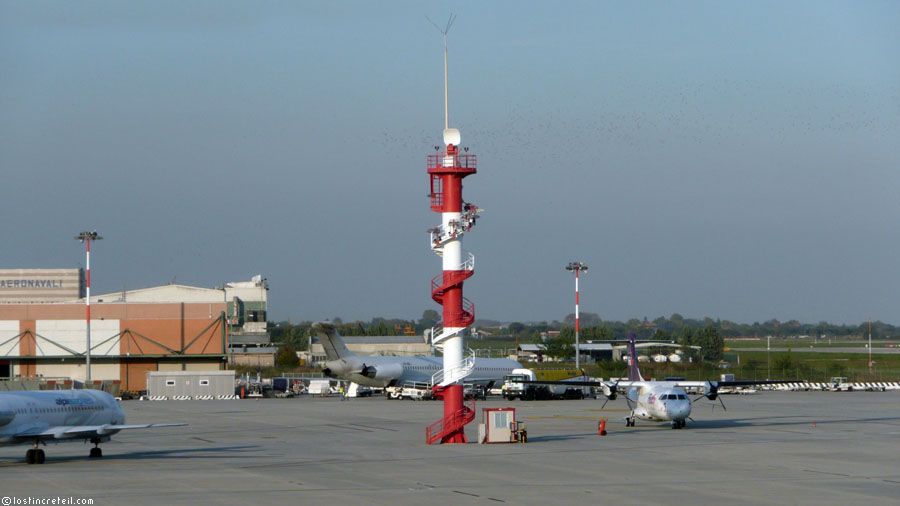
left=1, top=391, right=898, bottom=505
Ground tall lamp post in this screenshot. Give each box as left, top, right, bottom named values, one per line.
left=566, top=261, right=588, bottom=370
left=76, top=231, right=102, bottom=383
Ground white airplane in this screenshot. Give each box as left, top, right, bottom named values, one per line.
left=0, top=389, right=185, bottom=464
left=312, top=321, right=521, bottom=389
left=525, top=334, right=795, bottom=429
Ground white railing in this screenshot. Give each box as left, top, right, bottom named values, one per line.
left=460, top=251, right=475, bottom=271
left=431, top=326, right=464, bottom=348
left=431, top=351, right=475, bottom=387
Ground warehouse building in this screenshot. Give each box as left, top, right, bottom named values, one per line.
left=0, top=269, right=269, bottom=391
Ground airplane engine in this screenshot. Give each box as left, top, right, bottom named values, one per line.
left=322, top=358, right=361, bottom=378
left=0, top=409, right=14, bottom=427
left=601, top=384, right=617, bottom=400
left=360, top=363, right=404, bottom=381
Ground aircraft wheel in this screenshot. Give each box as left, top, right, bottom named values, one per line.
left=26, top=449, right=36, bottom=465
left=36, top=449, right=46, bottom=464
left=89, top=447, right=102, bottom=458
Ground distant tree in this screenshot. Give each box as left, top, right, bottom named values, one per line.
left=694, top=326, right=724, bottom=362
left=367, top=320, right=391, bottom=336
left=654, top=329, right=672, bottom=342
left=544, top=331, right=574, bottom=361
left=418, top=309, right=440, bottom=330
left=564, top=312, right=602, bottom=327
left=275, top=346, right=300, bottom=368
left=508, top=322, right=525, bottom=336
left=774, top=351, right=794, bottom=374
left=680, top=327, right=695, bottom=347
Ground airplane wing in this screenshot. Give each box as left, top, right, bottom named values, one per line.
left=522, top=380, right=634, bottom=387
left=523, top=379, right=803, bottom=391
left=10, top=423, right=187, bottom=442
left=672, top=380, right=804, bottom=389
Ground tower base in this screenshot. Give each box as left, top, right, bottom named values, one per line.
left=440, top=384, right=467, bottom=444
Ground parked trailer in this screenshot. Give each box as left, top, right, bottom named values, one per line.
left=501, top=368, right=594, bottom=400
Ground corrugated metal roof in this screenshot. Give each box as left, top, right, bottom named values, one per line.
left=313, top=336, right=426, bottom=345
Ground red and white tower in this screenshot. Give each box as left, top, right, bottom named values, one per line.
left=425, top=18, right=480, bottom=444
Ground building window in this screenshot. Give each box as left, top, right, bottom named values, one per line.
left=199, top=379, right=210, bottom=386
left=165, top=380, right=176, bottom=386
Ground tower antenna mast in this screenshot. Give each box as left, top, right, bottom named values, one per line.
left=426, top=14, right=456, bottom=131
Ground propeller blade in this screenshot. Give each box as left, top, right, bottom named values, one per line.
left=718, top=396, right=727, bottom=411
left=600, top=397, right=610, bottom=410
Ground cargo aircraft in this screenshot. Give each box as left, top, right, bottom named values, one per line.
left=524, top=334, right=796, bottom=429
left=0, top=389, right=185, bottom=464
left=313, top=321, right=520, bottom=389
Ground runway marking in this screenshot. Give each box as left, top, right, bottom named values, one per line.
left=768, top=428, right=813, bottom=435
left=347, top=423, right=399, bottom=432
left=453, top=490, right=479, bottom=497
left=804, top=469, right=851, bottom=477
left=191, top=437, right=214, bottom=443
left=325, top=424, right=374, bottom=432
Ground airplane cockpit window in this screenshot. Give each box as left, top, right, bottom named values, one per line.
left=677, top=394, right=687, bottom=400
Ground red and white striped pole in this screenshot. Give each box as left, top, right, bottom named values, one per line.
left=77, top=231, right=102, bottom=383
left=566, top=261, right=588, bottom=370
left=425, top=18, right=479, bottom=443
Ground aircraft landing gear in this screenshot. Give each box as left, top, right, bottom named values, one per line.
left=89, top=438, right=103, bottom=458
left=671, top=419, right=685, bottom=429
left=625, top=416, right=635, bottom=427
left=26, top=442, right=46, bottom=464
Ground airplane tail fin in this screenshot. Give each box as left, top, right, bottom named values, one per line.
left=312, top=321, right=354, bottom=361
left=627, top=333, right=642, bottom=381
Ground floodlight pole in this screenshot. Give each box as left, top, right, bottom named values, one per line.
left=566, top=262, right=588, bottom=370
left=76, top=231, right=102, bottom=384
left=868, top=318, right=872, bottom=372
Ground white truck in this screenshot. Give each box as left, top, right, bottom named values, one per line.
left=307, top=379, right=334, bottom=396
left=501, top=368, right=594, bottom=400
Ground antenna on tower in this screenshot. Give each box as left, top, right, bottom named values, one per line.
left=426, top=14, right=460, bottom=147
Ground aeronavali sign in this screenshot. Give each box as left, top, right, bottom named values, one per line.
left=0, top=268, right=83, bottom=302
left=1, top=279, right=67, bottom=288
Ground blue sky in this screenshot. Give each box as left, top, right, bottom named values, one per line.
left=1, top=1, right=898, bottom=325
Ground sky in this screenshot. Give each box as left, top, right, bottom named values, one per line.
left=1, top=1, right=898, bottom=326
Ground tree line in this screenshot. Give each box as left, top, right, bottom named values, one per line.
left=536, top=325, right=725, bottom=362
left=504, top=313, right=898, bottom=341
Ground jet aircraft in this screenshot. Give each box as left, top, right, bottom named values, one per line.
left=313, top=321, right=520, bottom=389
left=0, top=389, right=185, bottom=464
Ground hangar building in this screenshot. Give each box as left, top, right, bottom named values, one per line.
left=0, top=269, right=269, bottom=391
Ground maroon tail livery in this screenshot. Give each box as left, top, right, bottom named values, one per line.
left=627, top=333, right=642, bottom=381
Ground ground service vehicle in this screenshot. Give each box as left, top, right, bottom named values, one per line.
left=502, top=368, right=593, bottom=400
